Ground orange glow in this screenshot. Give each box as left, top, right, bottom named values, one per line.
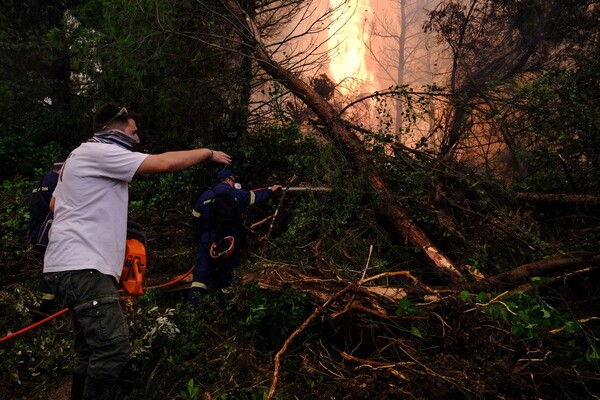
left=328, top=0, right=375, bottom=95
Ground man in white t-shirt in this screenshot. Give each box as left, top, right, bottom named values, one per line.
left=43, top=104, right=231, bottom=400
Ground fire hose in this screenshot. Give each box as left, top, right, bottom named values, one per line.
left=279, top=186, right=332, bottom=192
left=0, top=265, right=194, bottom=343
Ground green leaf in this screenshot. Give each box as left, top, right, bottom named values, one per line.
left=586, top=345, right=600, bottom=362
left=410, top=326, right=423, bottom=338
left=564, top=321, right=580, bottom=334
left=476, top=292, right=489, bottom=303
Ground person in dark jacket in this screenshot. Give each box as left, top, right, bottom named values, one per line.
left=187, top=169, right=281, bottom=306
left=29, top=161, right=63, bottom=322
left=29, top=161, right=63, bottom=248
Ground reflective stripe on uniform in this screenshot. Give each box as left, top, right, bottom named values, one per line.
left=192, top=210, right=201, bottom=218
left=249, top=191, right=256, bottom=205
left=42, top=293, right=55, bottom=300
left=191, top=281, right=208, bottom=289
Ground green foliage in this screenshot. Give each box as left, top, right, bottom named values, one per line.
left=122, top=299, right=204, bottom=399
left=368, top=95, right=395, bottom=154
left=491, top=295, right=564, bottom=341
left=0, top=331, right=73, bottom=388
left=76, top=0, right=252, bottom=150
left=129, top=167, right=204, bottom=213
left=585, top=343, right=600, bottom=369
left=409, top=325, right=424, bottom=339
left=394, top=297, right=425, bottom=317
left=0, top=1, right=94, bottom=179
left=230, top=123, right=323, bottom=184
left=179, top=376, right=271, bottom=400
left=236, top=125, right=396, bottom=275
left=211, top=386, right=269, bottom=400
left=460, top=281, right=581, bottom=342
left=179, top=378, right=201, bottom=400
left=129, top=306, right=181, bottom=359
left=0, top=178, right=32, bottom=243
left=379, top=152, right=554, bottom=273
left=513, top=53, right=600, bottom=194
left=0, top=286, right=72, bottom=390
left=238, top=283, right=310, bottom=346
left=461, top=283, right=599, bottom=372
left=454, top=283, right=598, bottom=373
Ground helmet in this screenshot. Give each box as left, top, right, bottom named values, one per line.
left=210, top=236, right=235, bottom=259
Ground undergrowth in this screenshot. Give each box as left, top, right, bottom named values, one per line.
left=1, top=123, right=599, bottom=399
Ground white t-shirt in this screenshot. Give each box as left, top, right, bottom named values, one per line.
left=44, top=142, right=149, bottom=280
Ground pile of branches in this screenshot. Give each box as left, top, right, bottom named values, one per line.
left=238, top=252, right=600, bottom=399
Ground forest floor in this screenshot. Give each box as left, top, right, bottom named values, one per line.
left=3, top=265, right=599, bottom=400
left=2, top=204, right=600, bottom=400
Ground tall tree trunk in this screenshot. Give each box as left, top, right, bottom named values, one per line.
left=395, top=0, right=407, bottom=141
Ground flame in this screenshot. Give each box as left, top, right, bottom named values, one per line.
left=328, top=0, right=375, bottom=95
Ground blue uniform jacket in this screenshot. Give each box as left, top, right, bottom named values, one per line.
left=191, top=182, right=274, bottom=231
left=29, top=171, right=59, bottom=245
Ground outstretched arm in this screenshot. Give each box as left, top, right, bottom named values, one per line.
left=135, top=149, right=230, bottom=175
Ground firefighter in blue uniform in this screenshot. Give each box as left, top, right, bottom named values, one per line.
left=187, top=169, right=281, bottom=307
left=29, top=161, right=63, bottom=321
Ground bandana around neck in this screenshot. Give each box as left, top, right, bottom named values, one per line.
left=87, top=130, right=139, bottom=151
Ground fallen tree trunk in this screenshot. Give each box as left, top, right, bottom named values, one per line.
left=462, top=251, right=600, bottom=292
left=242, top=252, right=600, bottom=305
left=222, top=0, right=462, bottom=281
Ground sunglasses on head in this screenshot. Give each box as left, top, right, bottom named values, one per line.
left=102, top=107, right=128, bottom=129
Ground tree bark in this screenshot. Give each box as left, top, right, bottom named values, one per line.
left=222, top=0, right=462, bottom=281
left=447, top=252, right=600, bottom=293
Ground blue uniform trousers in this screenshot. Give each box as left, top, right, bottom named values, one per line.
left=187, top=231, right=240, bottom=305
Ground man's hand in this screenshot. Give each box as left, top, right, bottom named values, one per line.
left=210, top=150, right=231, bottom=165
left=270, top=184, right=282, bottom=192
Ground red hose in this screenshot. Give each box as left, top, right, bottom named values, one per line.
left=0, top=266, right=195, bottom=343
left=0, top=308, right=69, bottom=343
left=145, top=265, right=194, bottom=289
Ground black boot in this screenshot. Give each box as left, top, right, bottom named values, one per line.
left=71, top=373, right=86, bottom=400
left=83, top=376, right=118, bottom=400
